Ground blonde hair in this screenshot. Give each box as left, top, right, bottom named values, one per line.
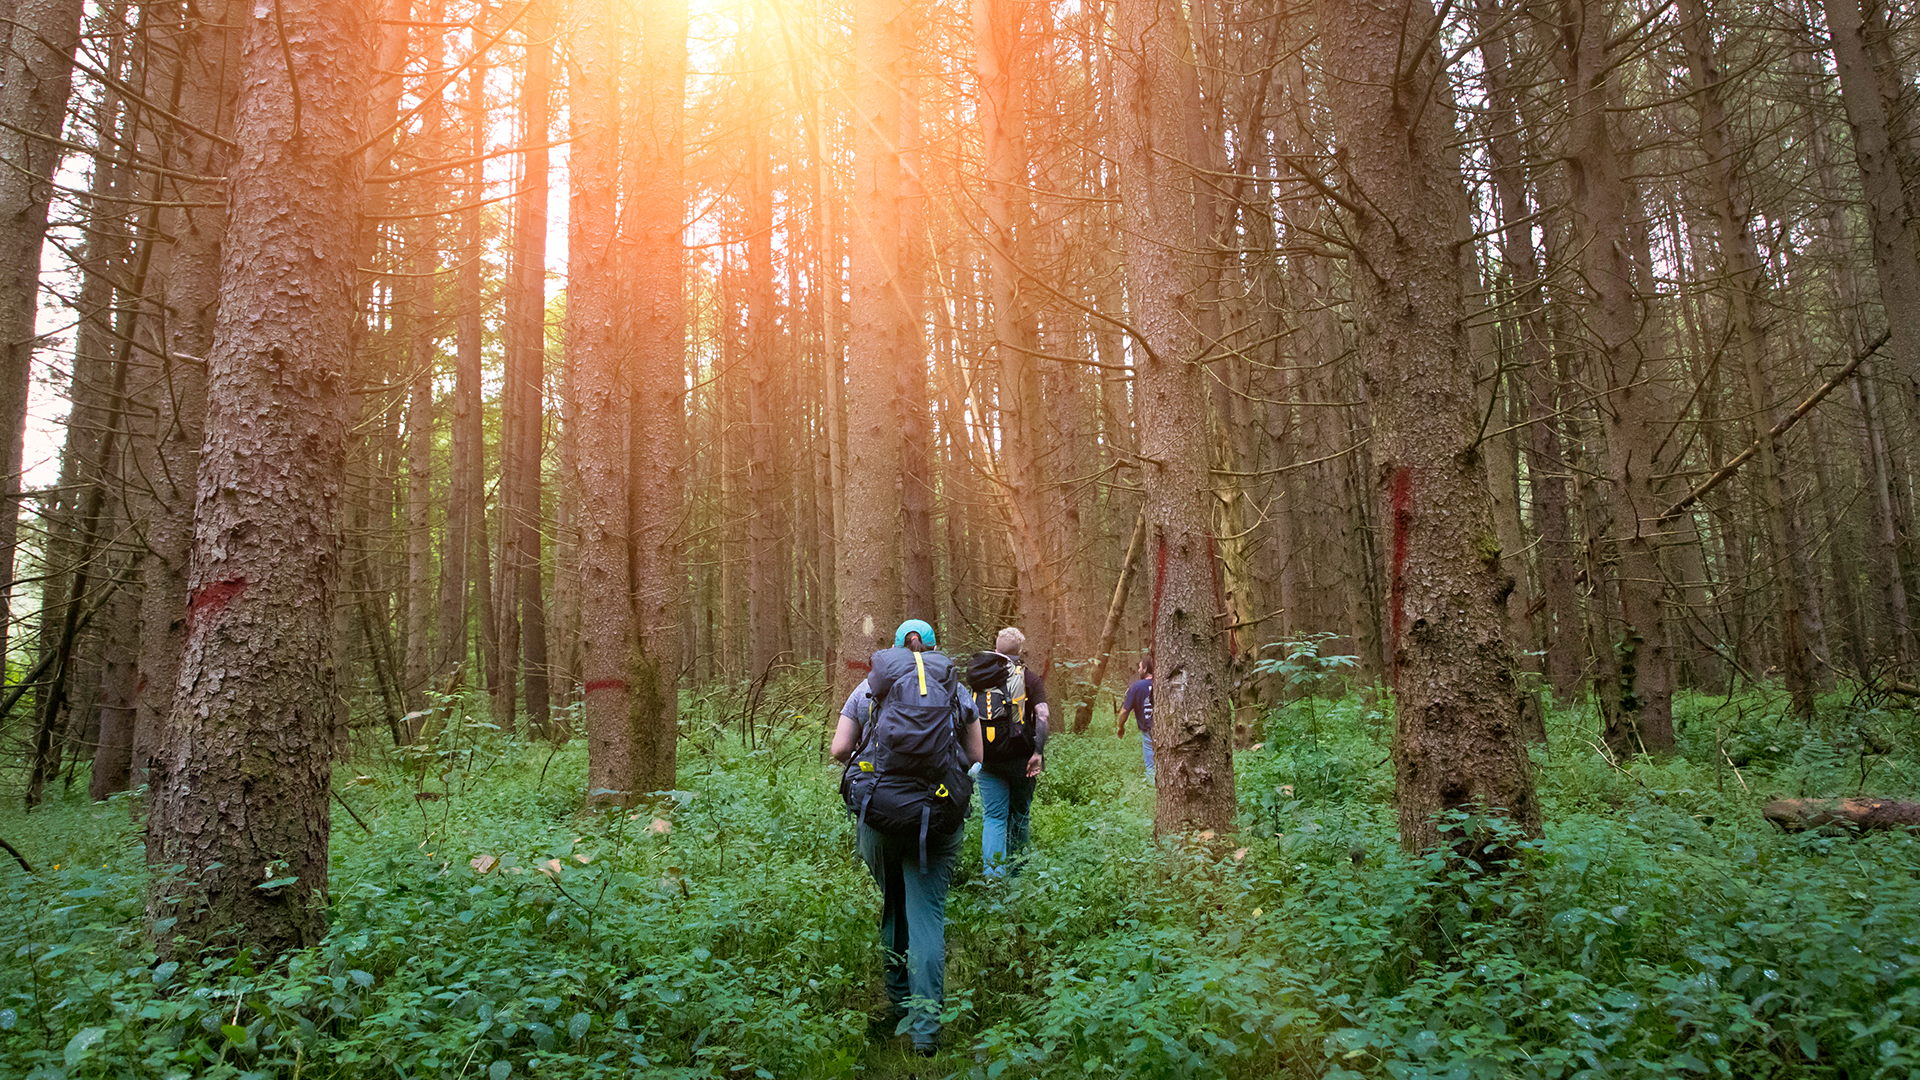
left=995, top=626, right=1025, bottom=655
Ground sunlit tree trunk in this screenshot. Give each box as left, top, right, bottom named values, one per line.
left=570, top=0, right=640, bottom=799
left=975, top=0, right=1060, bottom=671
left=145, top=0, right=372, bottom=957
left=837, top=0, right=909, bottom=689
left=622, top=0, right=687, bottom=795
left=501, top=0, right=551, bottom=736
left=745, top=36, right=782, bottom=680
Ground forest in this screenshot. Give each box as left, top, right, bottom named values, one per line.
left=3, top=0, right=1920, bottom=1071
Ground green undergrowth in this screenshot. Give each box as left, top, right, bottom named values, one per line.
left=1, top=683, right=1918, bottom=1078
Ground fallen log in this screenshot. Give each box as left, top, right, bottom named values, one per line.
left=1762, top=797, right=1920, bottom=832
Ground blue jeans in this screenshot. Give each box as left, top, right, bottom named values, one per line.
left=978, top=767, right=1036, bottom=878
left=1142, top=730, right=1155, bottom=776
left=857, top=822, right=961, bottom=1048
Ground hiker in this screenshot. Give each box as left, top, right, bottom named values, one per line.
left=964, top=626, right=1049, bottom=879
left=832, top=619, right=981, bottom=1056
left=1118, top=658, right=1153, bottom=780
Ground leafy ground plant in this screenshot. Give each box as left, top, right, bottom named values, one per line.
left=1, top=682, right=1918, bottom=1077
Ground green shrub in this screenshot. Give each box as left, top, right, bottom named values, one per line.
left=3, top=682, right=1920, bottom=1077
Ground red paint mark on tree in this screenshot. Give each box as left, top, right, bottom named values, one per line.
left=584, top=679, right=628, bottom=695
left=187, top=578, right=247, bottom=631
left=1150, top=535, right=1169, bottom=649
left=843, top=658, right=871, bottom=674
left=1388, top=466, right=1415, bottom=687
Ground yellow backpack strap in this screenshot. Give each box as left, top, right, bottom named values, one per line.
left=914, top=651, right=928, bottom=696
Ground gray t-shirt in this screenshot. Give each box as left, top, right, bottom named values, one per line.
left=840, top=679, right=874, bottom=725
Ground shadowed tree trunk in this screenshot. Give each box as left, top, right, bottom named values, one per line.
left=144, top=0, right=372, bottom=958
left=1556, top=0, right=1678, bottom=756
left=128, top=0, right=234, bottom=790
left=0, top=0, right=88, bottom=673
left=1680, top=0, right=1817, bottom=719
left=1114, top=0, right=1235, bottom=835
left=1318, top=0, right=1541, bottom=852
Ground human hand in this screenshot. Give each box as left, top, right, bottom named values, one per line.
left=1026, top=752, right=1044, bottom=778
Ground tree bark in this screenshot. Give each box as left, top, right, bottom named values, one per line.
left=1318, top=0, right=1541, bottom=852
left=624, top=0, right=687, bottom=795
left=145, top=0, right=371, bottom=958
left=1076, top=509, right=1144, bottom=734
left=837, top=0, right=909, bottom=691
left=502, top=0, right=550, bottom=736
left=0, top=0, right=88, bottom=673
left=1114, top=0, right=1235, bottom=834
left=975, top=0, right=1061, bottom=674
left=1764, top=797, right=1920, bottom=831
left=745, top=48, right=782, bottom=680
left=1821, top=0, right=1920, bottom=405
left=129, top=0, right=233, bottom=790
left=1556, top=0, right=1678, bottom=755
left=1679, top=0, right=1817, bottom=718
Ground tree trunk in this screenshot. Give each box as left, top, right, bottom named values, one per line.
left=1821, top=0, right=1920, bottom=405
left=1318, top=0, right=1542, bottom=852
left=837, top=0, right=909, bottom=690
left=503, top=0, right=551, bottom=736
left=569, top=0, right=640, bottom=799
left=129, top=0, right=232, bottom=790
left=1114, top=0, right=1235, bottom=834
left=145, top=0, right=371, bottom=958
left=975, top=0, right=1060, bottom=673
left=1075, top=509, right=1145, bottom=734
left=607, top=0, right=687, bottom=799
left=1680, top=0, right=1817, bottom=718
left=745, top=62, right=782, bottom=680
left=0, top=0, right=87, bottom=674
left=897, top=53, right=936, bottom=634
left=1557, top=0, right=1678, bottom=755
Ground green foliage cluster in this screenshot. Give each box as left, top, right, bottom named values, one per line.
left=2, top=681, right=1919, bottom=1078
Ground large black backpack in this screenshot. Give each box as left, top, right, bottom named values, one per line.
left=840, top=647, right=973, bottom=868
left=966, top=651, right=1036, bottom=767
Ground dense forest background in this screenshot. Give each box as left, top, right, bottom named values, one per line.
left=5, top=0, right=1920, bottom=1070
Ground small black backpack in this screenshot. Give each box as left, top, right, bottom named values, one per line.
left=840, top=647, right=974, bottom=868
left=966, top=651, right=1035, bottom=767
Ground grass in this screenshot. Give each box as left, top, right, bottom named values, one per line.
left=0, top=679, right=1918, bottom=1077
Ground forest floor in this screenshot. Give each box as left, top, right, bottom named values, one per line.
left=2, top=681, right=1919, bottom=1078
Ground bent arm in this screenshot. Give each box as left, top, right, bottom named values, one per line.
left=962, top=717, right=984, bottom=765
left=830, top=714, right=862, bottom=763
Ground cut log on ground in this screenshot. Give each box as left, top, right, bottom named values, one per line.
left=1762, top=797, right=1920, bottom=832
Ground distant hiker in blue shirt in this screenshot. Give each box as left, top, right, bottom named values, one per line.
left=832, top=619, right=981, bottom=1057
left=963, top=627, right=1048, bottom=879
left=1118, top=659, right=1153, bottom=779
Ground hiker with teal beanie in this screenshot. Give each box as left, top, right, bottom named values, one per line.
left=831, top=619, right=980, bottom=1056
